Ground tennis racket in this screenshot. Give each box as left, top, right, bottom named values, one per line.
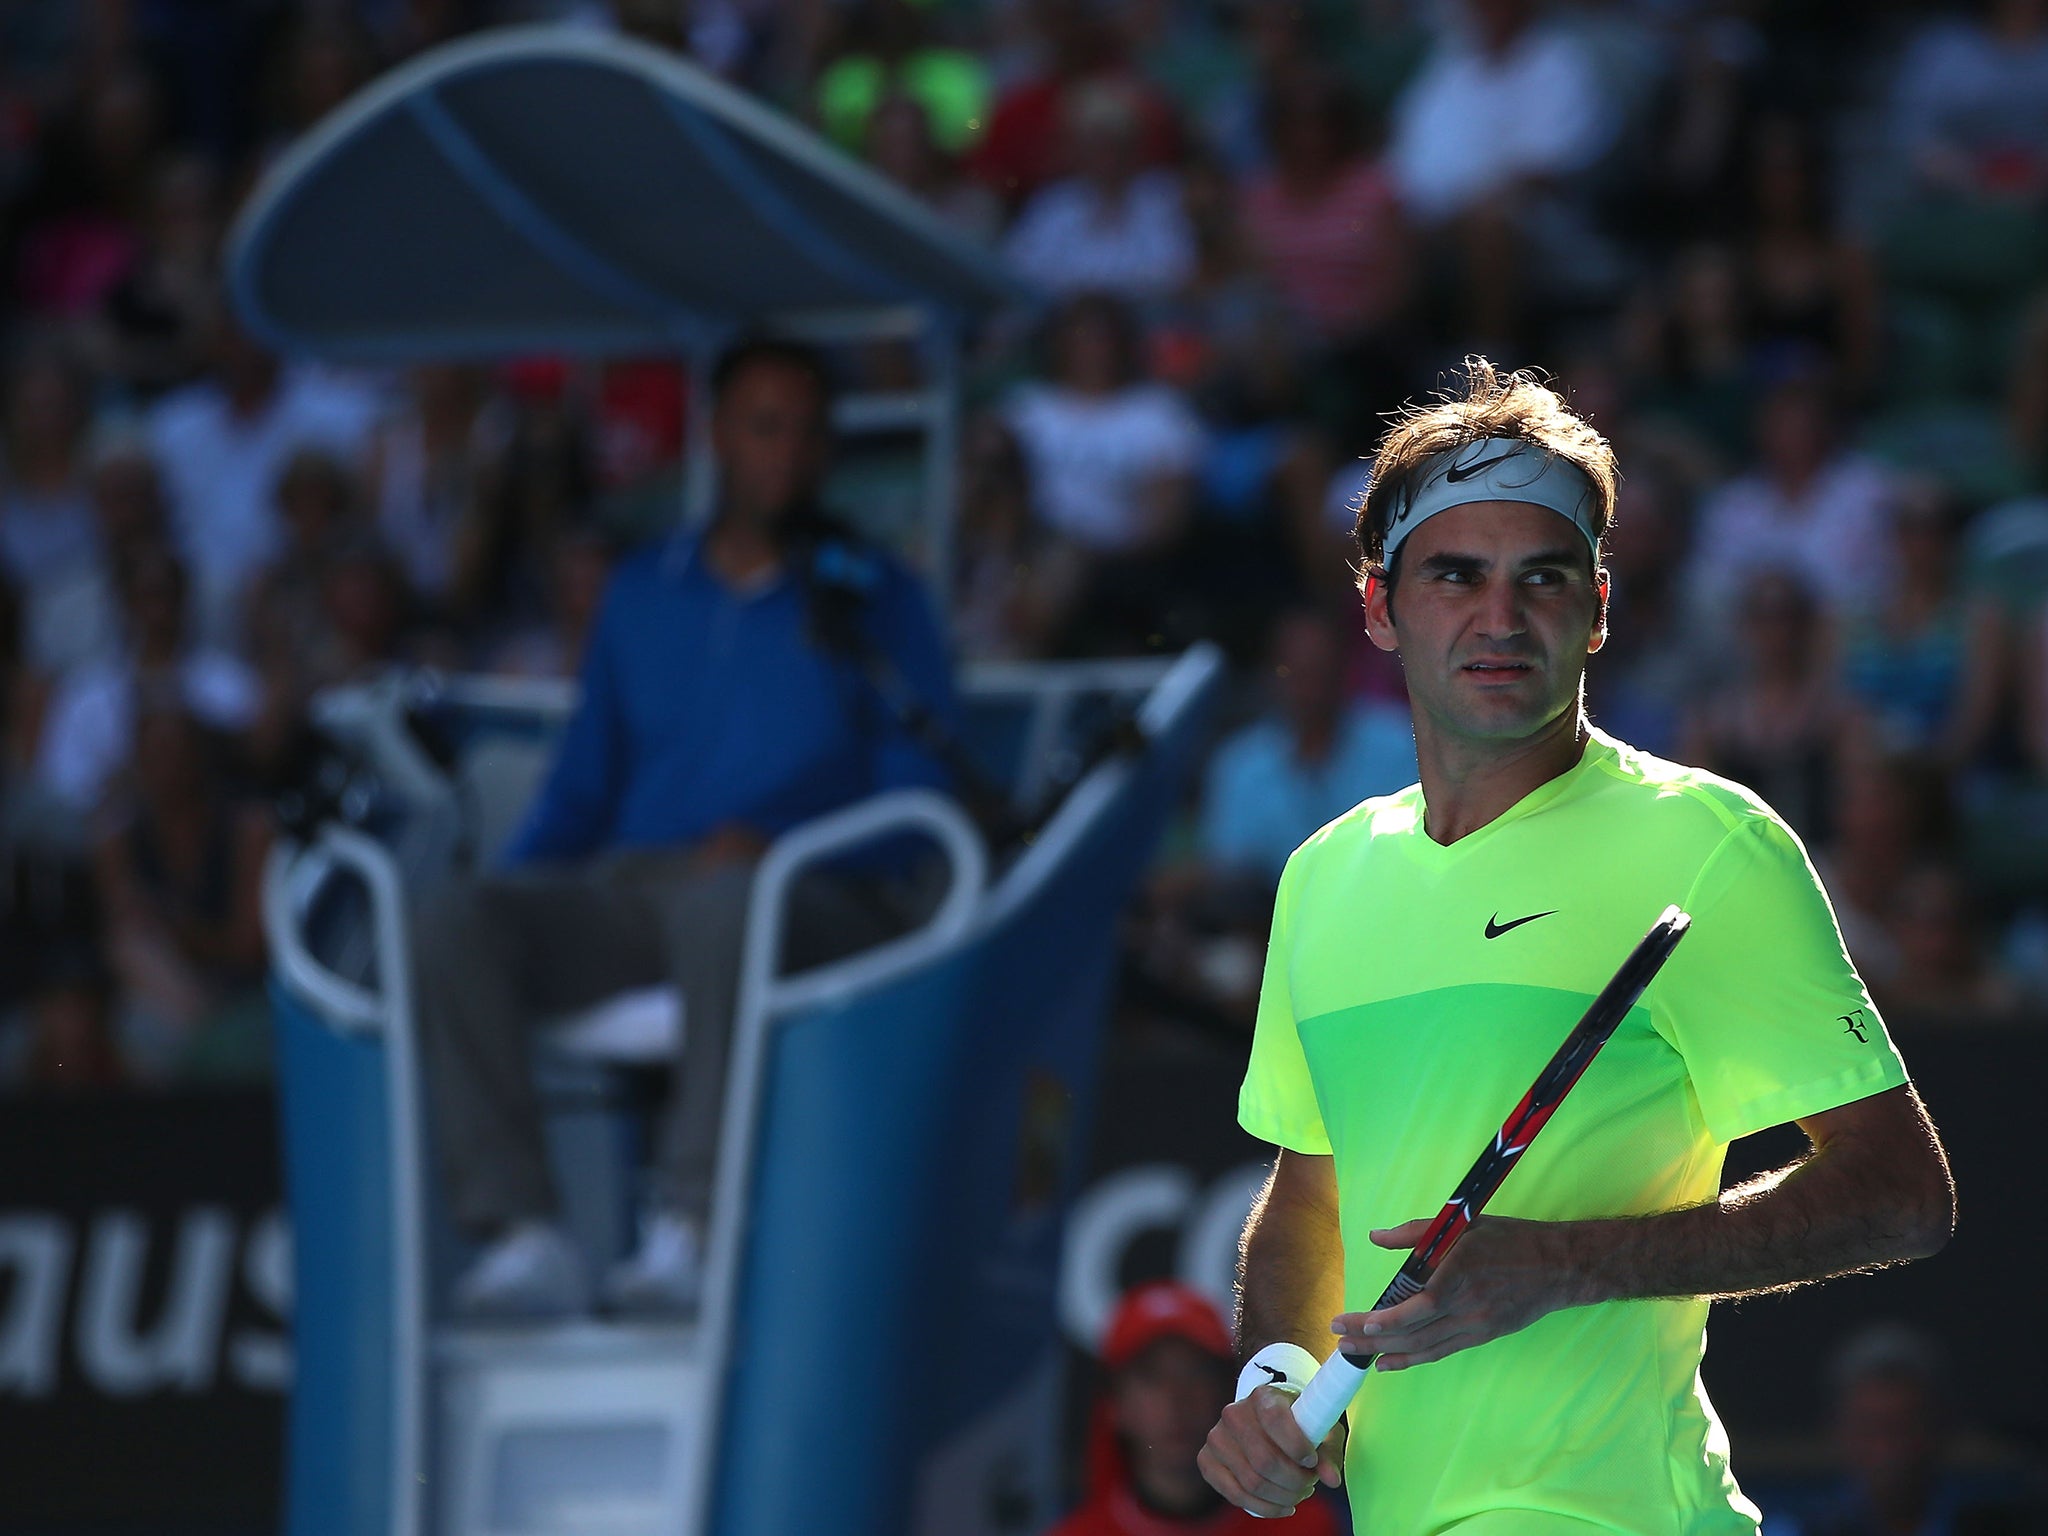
left=1286, top=903, right=1693, bottom=1444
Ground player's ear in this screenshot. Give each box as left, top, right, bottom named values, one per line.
left=1362, top=569, right=1399, bottom=652
left=1588, top=566, right=1611, bottom=655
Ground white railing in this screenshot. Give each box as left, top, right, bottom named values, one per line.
left=261, top=642, right=1222, bottom=1535
left=262, top=827, right=427, bottom=1536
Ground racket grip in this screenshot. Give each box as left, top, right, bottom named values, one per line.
left=1290, top=1349, right=1370, bottom=1444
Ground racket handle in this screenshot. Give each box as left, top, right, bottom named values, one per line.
left=1287, top=1259, right=1421, bottom=1442
left=1290, top=1348, right=1371, bottom=1444
left=1232, top=1343, right=1342, bottom=1521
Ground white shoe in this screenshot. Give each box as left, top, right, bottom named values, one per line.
left=602, top=1210, right=702, bottom=1317
left=452, top=1221, right=591, bottom=1320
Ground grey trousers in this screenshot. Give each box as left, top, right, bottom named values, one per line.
left=413, top=850, right=894, bottom=1236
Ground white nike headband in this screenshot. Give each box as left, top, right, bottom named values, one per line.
left=1381, top=436, right=1601, bottom=566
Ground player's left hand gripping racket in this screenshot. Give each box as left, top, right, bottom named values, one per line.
left=1283, top=904, right=1692, bottom=1446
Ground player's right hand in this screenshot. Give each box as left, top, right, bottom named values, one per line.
left=1198, top=1384, right=1346, bottom=1518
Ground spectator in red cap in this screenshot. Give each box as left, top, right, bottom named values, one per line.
left=1054, top=1281, right=1340, bottom=1536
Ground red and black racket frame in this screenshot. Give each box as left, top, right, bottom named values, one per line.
left=1321, top=905, right=1692, bottom=1378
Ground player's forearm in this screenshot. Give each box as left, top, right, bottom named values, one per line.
left=1561, top=1114, right=1954, bottom=1305
left=1237, top=1152, right=1346, bottom=1363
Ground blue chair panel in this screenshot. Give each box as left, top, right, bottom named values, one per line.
left=712, top=677, right=1214, bottom=1535
left=272, top=984, right=394, bottom=1536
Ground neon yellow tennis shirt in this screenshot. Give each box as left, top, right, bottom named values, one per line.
left=1239, top=727, right=1907, bottom=1535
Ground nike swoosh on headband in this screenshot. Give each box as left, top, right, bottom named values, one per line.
left=1383, top=437, right=1599, bottom=565
left=1444, top=450, right=1521, bottom=484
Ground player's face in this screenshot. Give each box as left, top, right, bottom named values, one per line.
left=1364, top=500, right=1607, bottom=746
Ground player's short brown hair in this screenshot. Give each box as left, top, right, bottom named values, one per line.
left=1353, top=358, right=1618, bottom=586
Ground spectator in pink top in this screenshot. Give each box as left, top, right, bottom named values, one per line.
left=1240, top=69, right=1411, bottom=347
left=11, top=58, right=158, bottom=320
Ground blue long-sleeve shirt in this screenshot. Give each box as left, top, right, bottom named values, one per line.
left=503, top=531, right=956, bottom=868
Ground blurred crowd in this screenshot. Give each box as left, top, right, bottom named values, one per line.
left=1068, top=1282, right=2041, bottom=1535
left=5, top=0, right=2048, bottom=1090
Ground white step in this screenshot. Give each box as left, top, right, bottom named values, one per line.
left=434, top=1321, right=708, bottom=1536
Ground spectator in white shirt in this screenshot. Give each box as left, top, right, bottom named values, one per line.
left=1389, top=0, right=1611, bottom=223
left=20, top=428, right=176, bottom=683
left=0, top=347, right=97, bottom=672
left=146, top=306, right=378, bottom=650
left=1003, top=292, right=1204, bottom=557
left=1000, top=293, right=1205, bottom=653
left=1004, top=78, right=1195, bottom=302
left=36, top=542, right=260, bottom=817
left=1685, top=371, right=1897, bottom=628
left=1386, top=0, right=1615, bottom=340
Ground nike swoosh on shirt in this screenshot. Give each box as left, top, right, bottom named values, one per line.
left=1485, top=910, right=1557, bottom=939
left=1445, top=450, right=1522, bottom=484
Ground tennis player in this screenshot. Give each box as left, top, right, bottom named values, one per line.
left=1198, top=361, right=1955, bottom=1531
